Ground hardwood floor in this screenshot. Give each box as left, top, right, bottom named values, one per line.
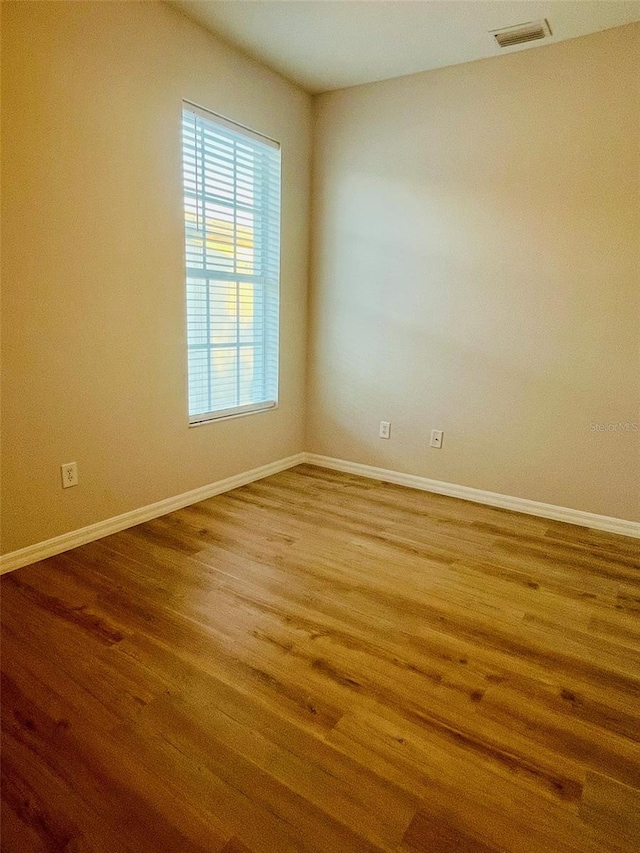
left=1, top=464, right=639, bottom=853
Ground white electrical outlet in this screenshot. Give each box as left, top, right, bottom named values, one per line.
left=379, top=421, right=391, bottom=439
left=61, top=462, right=78, bottom=488
left=430, top=429, right=443, bottom=448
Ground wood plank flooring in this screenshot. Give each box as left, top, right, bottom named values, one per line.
left=1, top=464, right=639, bottom=852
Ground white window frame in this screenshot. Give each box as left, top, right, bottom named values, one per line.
left=182, top=102, right=281, bottom=425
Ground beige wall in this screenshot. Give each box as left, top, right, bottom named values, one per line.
left=1, top=1, right=312, bottom=553
left=309, top=25, right=639, bottom=521
left=2, top=9, right=638, bottom=557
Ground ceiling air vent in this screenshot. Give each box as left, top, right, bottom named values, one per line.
left=491, top=19, right=552, bottom=49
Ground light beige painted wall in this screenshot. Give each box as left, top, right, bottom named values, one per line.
left=1, top=1, right=312, bottom=553
left=309, top=25, right=639, bottom=521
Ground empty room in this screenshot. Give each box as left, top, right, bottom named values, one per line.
left=1, top=1, right=639, bottom=851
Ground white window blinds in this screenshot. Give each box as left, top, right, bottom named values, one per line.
left=182, top=104, right=281, bottom=423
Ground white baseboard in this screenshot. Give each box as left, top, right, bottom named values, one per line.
left=0, top=453, right=306, bottom=575
left=3, top=449, right=637, bottom=575
left=305, top=454, right=640, bottom=539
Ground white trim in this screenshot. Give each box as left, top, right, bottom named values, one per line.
left=3, top=450, right=637, bottom=576
left=305, top=454, right=640, bottom=539
left=183, top=101, right=280, bottom=149
left=0, top=454, right=305, bottom=575
left=189, top=400, right=277, bottom=426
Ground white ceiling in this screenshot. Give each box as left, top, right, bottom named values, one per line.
left=170, top=1, right=640, bottom=93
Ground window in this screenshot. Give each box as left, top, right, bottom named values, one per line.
left=182, top=103, right=281, bottom=424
